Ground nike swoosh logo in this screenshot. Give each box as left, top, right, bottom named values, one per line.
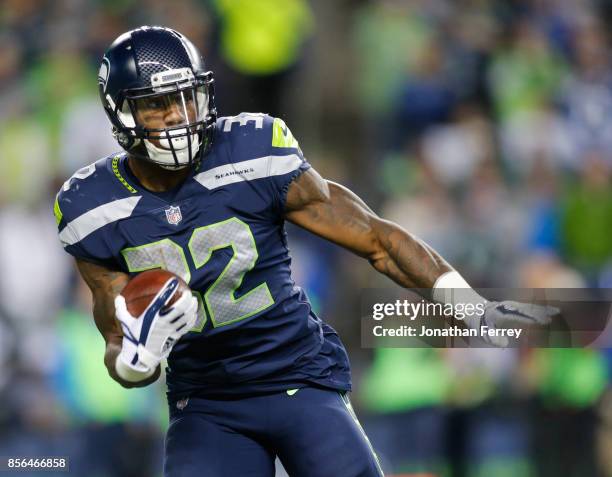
left=286, top=388, right=299, bottom=396
left=497, top=304, right=532, bottom=319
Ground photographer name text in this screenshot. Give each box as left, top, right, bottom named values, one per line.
left=370, top=300, right=522, bottom=339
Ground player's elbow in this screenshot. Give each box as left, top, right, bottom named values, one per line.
left=365, top=217, right=392, bottom=257
left=365, top=226, right=390, bottom=269
left=366, top=219, right=407, bottom=275
left=368, top=246, right=391, bottom=276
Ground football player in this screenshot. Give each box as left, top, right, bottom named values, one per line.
left=55, top=26, right=555, bottom=477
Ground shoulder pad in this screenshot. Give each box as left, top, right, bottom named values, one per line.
left=215, top=113, right=302, bottom=161
left=55, top=154, right=140, bottom=239
left=217, top=112, right=270, bottom=134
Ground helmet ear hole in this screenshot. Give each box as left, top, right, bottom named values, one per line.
left=118, top=133, right=129, bottom=147
left=114, top=129, right=133, bottom=148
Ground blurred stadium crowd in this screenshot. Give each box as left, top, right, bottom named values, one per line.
left=1, top=0, right=612, bottom=476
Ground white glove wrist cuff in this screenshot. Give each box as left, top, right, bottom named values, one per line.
left=115, top=353, right=154, bottom=383
left=136, top=344, right=164, bottom=370
left=433, top=271, right=488, bottom=328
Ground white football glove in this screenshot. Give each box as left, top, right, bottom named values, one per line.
left=115, top=277, right=198, bottom=373
left=433, top=272, right=559, bottom=348
left=470, top=300, right=559, bottom=347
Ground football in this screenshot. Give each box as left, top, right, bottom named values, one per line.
left=120, top=269, right=190, bottom=316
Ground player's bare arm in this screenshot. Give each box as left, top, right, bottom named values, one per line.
left=285, top=168, right=557, bottom=346
left=285, top=168, right=453, bottom=293
left=75, top=258, right=161, bottom=388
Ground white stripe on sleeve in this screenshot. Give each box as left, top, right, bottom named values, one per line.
left=194, top=154, right=303, bottom=190
left=59, top=196, right=142, bottom=247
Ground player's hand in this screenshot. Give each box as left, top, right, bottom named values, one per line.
left=478, top=300, right=559, bottom=347
left=115, top=278, right=198, bottom=371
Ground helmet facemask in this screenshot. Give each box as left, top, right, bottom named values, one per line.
left=112, top=69, right=214, bottom=169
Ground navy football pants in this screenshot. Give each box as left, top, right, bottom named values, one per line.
left=164, top=387, right=384, bottom=477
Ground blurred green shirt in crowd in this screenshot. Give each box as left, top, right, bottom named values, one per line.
left=214, top=0, right=313, bottom=76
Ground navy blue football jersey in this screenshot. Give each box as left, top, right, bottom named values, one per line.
left=55, top=113, right=351, bottom=398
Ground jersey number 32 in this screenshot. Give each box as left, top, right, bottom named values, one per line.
left=121, top=217, right=274, bottom=332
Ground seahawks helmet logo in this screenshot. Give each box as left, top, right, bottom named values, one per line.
left=98, top=57, right=110, bottom=93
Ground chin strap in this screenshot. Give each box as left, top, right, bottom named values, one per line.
left=157, top=162, right=191, bottom=171
left=143, top=133, right=200, bottom=168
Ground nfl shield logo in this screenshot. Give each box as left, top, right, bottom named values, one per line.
left=165, top=206, right=182, bottom=225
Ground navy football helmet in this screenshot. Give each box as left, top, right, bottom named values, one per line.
left=98, top=26, right=217, bottom=169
